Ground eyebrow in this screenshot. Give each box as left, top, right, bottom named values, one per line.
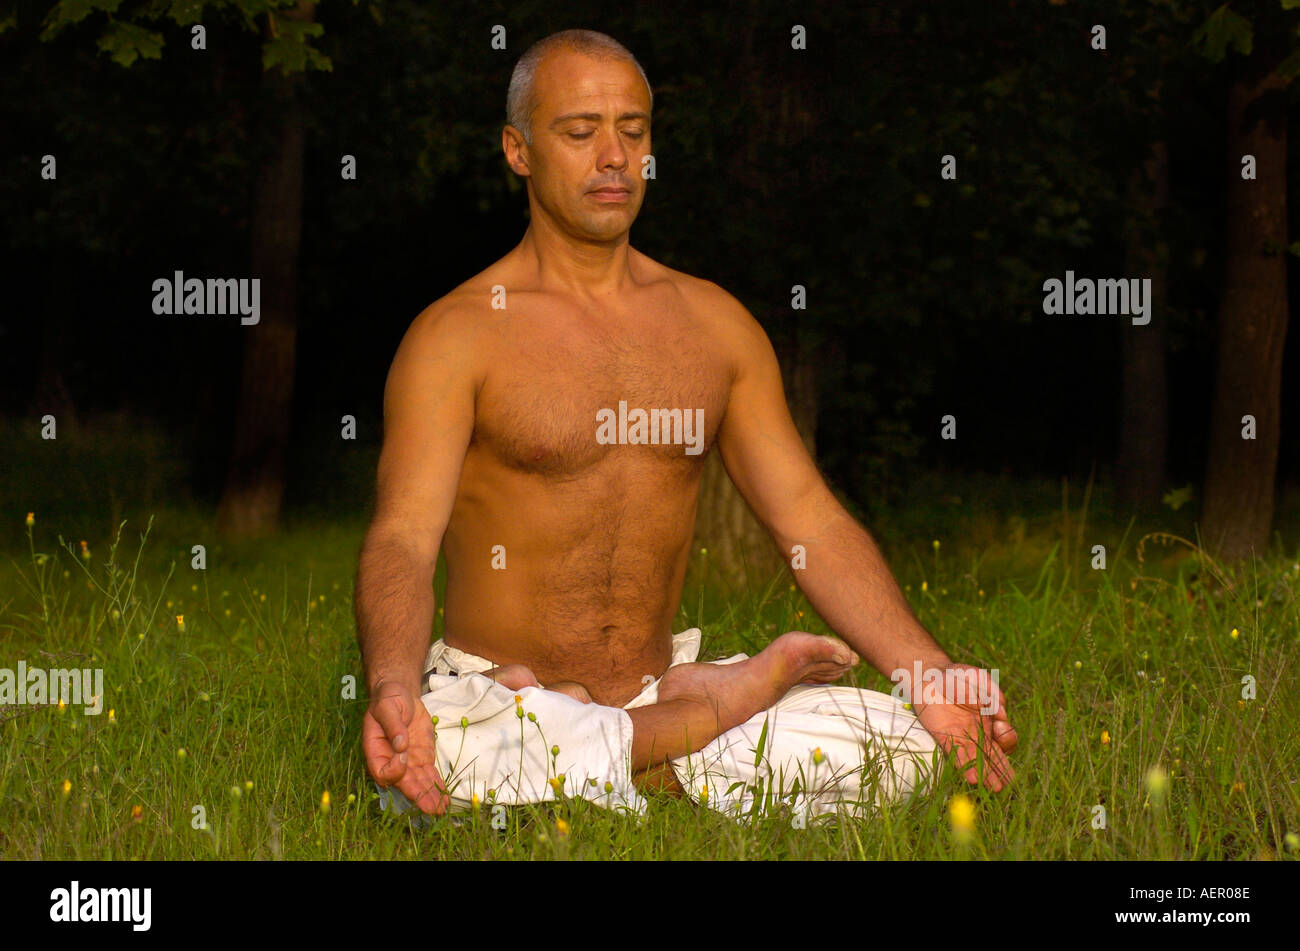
left=548, top=111, right=650, bottom=128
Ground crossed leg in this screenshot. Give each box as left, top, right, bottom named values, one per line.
left=486, top=631, right=859, bottom=794
left=484, top=664, right=593, bottom=703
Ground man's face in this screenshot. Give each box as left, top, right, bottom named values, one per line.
left=510, top=49, right=652, bottom=243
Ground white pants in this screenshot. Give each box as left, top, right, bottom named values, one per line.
left=379, top=628, right=941, bottom=820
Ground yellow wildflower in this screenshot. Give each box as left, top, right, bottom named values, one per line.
left=1101, top=730, right=1111, bottom=746
left=556, top=818, right=570, bottom=837
left=948, top=793, right=975, bottom=837
left=1144, top=765, right=1169, bottom=798
left=320, top=790, right=331, bottom=813
left=25, top=512, right=34, bottom=527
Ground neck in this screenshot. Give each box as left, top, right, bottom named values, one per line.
left=517, top=206, right=634, bottom=298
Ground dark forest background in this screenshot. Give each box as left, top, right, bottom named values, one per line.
left=2, top=0, right=1297, bottom=572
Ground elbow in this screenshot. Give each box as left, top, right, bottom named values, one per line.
left=360, top=519, right=440, bottom=578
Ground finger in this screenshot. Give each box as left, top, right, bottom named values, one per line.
left=978, top=711, right=1014, bottom=786
left=951, top=739, right=988, bottom=789
left=992, top=718, right=1019, bottom=753
left=981, top=741, right=1014, bottom=790
left=361, top=712, right=407, bottom=784
left=982, top=703, right=1015, bottom=749
left=936, top=726, right=980, bottom=781
left=952, top=727, right=1012, bottom=792
left=978, top=719, right=1014, bottom=789
left=401, top=764, right=449, bottom=815
left=371, top=686, right=412, bottom=753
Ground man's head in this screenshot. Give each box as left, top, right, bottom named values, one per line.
left=503, top=30, right=653, bottom=244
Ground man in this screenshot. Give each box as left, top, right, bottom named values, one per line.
left=354, top=29, right=1017, bottom=819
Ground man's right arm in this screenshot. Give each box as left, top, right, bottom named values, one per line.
left=354, top=301, right=479, bottom=809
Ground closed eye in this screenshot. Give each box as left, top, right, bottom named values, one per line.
left=567, top=130, right=645, bottom=140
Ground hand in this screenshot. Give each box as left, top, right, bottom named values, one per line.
left=914, top=662, right=1018, bottom=792
left=362, top=679, right=449, bottom=814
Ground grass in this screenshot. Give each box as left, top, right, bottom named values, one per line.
left=1, top=479, right=1298, bottom=860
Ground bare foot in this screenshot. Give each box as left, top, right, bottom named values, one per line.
left=545, top=680, right=593, bottom=704
left=485, top=663, right=540, bottom=692
left=656, top=631, right=858, bottom=736
left=483, top=666, right=592, bottom=704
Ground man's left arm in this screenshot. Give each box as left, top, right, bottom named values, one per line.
left=711, top=294, right=1017, bottom=790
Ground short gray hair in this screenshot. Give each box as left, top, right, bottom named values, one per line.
left=507, top=29, right=652, bottom=145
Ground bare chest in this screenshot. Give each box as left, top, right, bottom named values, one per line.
left=474, top=312, right=730, bottom=477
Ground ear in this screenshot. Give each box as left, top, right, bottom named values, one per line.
left=502, top=125, right=531, bottom=177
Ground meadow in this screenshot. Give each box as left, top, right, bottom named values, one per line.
left=1, top=424, right=1297, bottom=860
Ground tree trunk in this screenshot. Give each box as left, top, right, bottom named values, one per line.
left=1115, top=140, right=1169, bottom=510
left=690, top=5, right=823, bottom=588
left=1201, top=55, right=1289, bottom=561
left=216, top=4, right=313, bottom=538
left=30, top=274, right=80, bottom=434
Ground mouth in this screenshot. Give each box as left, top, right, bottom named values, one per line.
left=588, top=187, right=631, bottom=202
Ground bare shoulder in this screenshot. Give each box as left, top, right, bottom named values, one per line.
left=409, top=267, right=508, bottom=338
left=634, top=249, right=758, bottom=324
left=633, top=252, right=771, bottom=368
left=385, top=294, right=500, bottom=414
left=393, top=260, right=520, bottom=370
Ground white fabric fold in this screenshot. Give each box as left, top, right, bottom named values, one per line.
left=375, top=627, right=941, bottom=821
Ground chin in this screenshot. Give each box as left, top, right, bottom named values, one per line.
left=579, top=219, right=633, bottom=241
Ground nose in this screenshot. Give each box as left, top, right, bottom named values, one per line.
left=596, top=129, right=630, bottom=173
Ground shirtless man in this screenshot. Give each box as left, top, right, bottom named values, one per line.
left=355, top=29, right=1017, bottom=816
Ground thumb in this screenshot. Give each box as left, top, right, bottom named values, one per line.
left=371, top=682, right=414, bottom=751
left=992, top=717, right=1019, bottom=752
